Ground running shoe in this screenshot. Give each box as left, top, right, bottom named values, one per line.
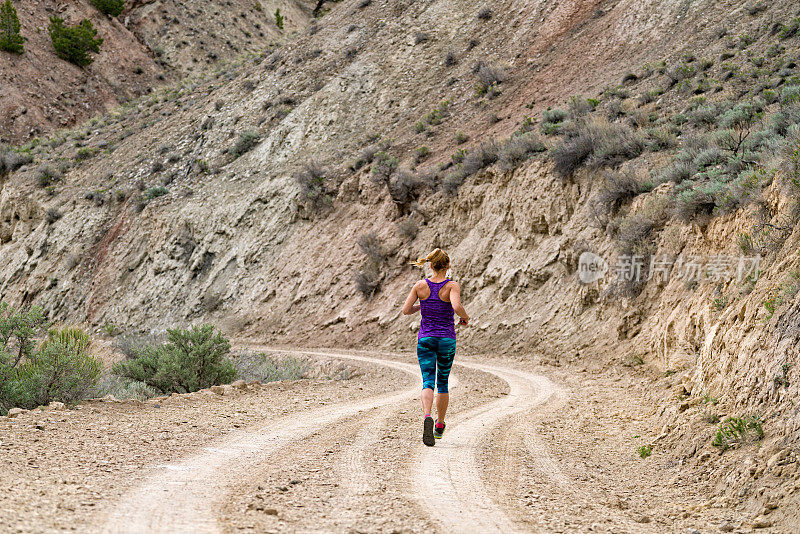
left=423, top=416, right=435, bottom=446
left=434, top=421, right=446, bottom=439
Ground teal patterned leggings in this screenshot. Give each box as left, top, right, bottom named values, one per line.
left=416, top=336, right=456, bottom=393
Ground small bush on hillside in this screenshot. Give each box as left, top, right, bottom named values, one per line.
left=143, top=186, right=168, bottom=201
left=233, top=351, right=311, bottom=383
left=550, top=130, right=594, bottom=177
left=498, top=132, right=546, bottom=171
left=0, top=148, right=32, bottom=174
left=274, top=8, right=284, bottom=30
left=568, top=96, right=594, bottom=120
left=541, top=108, right=568, bottom=134
left=355, top=233, right=384, bottom=296
left=616, top=213, right=655, bottom=255
left=690, top=103, right=722, bottom=126
left=462, top=139, right=499, bottom=175
left=673, top=180, right=722, bottom=221
left=91, top=0, right=125, bottom=17
left=352, top=144, right=378, bottom=170
left=357, top=232, right=384, bottom=264
left=397, top=218, right=418, bottom=240
left=295, top=160, right=332, bottom=212
left=230, top=130, right=259, bottom=158
left=655, top=160, right=694, bottom=184
left=414, top=146, right=430, bottom=163
left=781, top=85, right=800, bottom=106
left=712, top=416, right=763, bottom=451
left=49, top=17, right=103, bottom=67
left=355, top=262, right=381, bottom=297
left=0, top=0, right=24, bottom=54
left=91, top=374, right=158, bottom=401
left=477, top=7, right=492, bottom=20
left=719, top=100, right=763, bottom=130
left=646, top=127, right=678, bottom=151
left=371, top=151, right=398, bottom=183
left=389, top=169, right=423, bottom=213
left=474, top=60, right=507, bottom=95
left=37, top=165, right=62, bottom=187
left=778, top=18, right=800, bottom=40
left=550, top=119, right=644, bottom=177
left=0, top=307, right=104, bottom=414
left=593, top=170, right=643, bottom=222
left=112, top=324, right=236, bottom=395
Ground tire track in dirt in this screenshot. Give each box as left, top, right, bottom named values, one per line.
left=101, top=350, right=421, bottom=534
left=101, top=349, right=562, bottom=534
left=410, top=362, right=564, bottom=533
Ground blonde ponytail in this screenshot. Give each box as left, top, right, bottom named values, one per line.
left=411, top=248, right=450, bottom=272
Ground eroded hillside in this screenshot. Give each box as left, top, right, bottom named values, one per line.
left=0, top=0, right=314, bottom=144
left=2, top=0, right=800, bottom=529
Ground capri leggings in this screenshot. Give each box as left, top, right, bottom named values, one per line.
left=416, top=336, right=456, bottom=393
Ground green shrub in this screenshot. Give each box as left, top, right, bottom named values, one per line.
left=413, top=146, right=430, bottom=163
left=454, top=131, right=469, bottom=144
left=712, top=416, right=763, bottom=451
left=646, top=127, right=678, bottom=151
left=0, top=313, right=102, bottom=414
left=13, top=327, right=101, bottom=408
left=232, top=351, right=311, bottom=383
left=473, top=60, right=507, bottom=95
left=541, top=108, right=568, bottom=134
left=778, top=18, right=800, bottom=40
left=0, top=0, right=24, bottom=54
left=593, top=170, right=643, bottom=221
left=781, top=85, right=800, bottom=105
left=371, top=151, right=398, bottom=183
left=655, top=160, right=694, bottom=184
left=230, top=130, right=259, bottom=157
left=143, top=186, right=168, bottom=200
left=90, top=0, right=125, bottom=17
left=719, top=100, right=762, bottom=130
left=274, top=8, right=284, bottom=30
left=355, top=233, right=384, bottom=296
left=295, top=160, right=331, bottom=212
left=636, top=445, right=652, bottom=459
left=498, top=132, right=546, bottom=171
left=0, top=147, right=32, bottom=174
left=48, top=17, right=103, bottom=67
left=112, top=324, right=236, bottom=395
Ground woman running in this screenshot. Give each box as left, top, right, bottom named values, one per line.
left=402, top=248, right=469, bottom=446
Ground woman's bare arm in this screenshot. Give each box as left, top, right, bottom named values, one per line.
left=449, top=282, right=469, bottom=324
left=402, top=283, right=421, bottom=315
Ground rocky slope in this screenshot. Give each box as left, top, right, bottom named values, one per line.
left=2, top=0, right=800, bottom=528
left=0, top=0, right=314, bottom=144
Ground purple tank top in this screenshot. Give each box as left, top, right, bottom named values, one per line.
left=419, top=279, right=456, bottom=340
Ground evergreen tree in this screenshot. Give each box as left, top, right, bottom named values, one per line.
left=274, top=8, right=284, bottom=30
left=0, top=0, right=24, bottom=54
left=90, top=0, right=125, bottom=18
left=48, top=17, right=103, bottom=67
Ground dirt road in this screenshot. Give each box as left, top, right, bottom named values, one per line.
left=99, top=348, right=562, bottom=533
left=4, top=347, right=748, bottom=533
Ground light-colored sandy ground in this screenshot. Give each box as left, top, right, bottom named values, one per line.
left=1, top=347, right=793, bottom=533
